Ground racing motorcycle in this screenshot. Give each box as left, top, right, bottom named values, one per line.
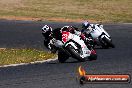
left=83, top=24, right=115, bottom=48
left=57, top=31, right=97, bottom=63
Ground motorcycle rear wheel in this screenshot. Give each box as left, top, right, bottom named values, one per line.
left=58, top=50, right=69, bottom=63
left=89, top=54, right=97, bottom=61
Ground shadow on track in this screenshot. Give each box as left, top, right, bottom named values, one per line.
left=47, top=59, right=96, bottom=64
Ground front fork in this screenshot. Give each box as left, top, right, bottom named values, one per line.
left=99, top=34, right=111, bottom=47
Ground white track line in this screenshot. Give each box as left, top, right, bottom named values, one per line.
left=0, top=57, right=58, bottom=68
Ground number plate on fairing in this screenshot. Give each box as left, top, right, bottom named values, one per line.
left=62, top=32, right=70, bottom=43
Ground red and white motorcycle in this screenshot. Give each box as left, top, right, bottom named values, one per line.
left=57, top=31, right=97, bottom=63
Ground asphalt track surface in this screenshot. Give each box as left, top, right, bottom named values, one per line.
left=0, top=20, right=132, bottom=88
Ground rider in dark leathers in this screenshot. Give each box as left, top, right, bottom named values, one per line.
left=42, top=25, right=82, bottom=53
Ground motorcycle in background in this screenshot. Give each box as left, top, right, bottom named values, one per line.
left=83, top=24, right=115, bottom=48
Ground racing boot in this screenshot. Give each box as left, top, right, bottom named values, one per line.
left=48, top=43, right=57, bottom=54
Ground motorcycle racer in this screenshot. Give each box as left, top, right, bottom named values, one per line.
left=81, top=21, right=97, bottom=48
left=42, top=25, right=82, bottom=53
left=42, top=25, right=53, bottom=49
left=81, top=21, right=114, bottom=48
left=81, top=21, right=103, bottom=37
left=42, top=25, right=97, bottom=61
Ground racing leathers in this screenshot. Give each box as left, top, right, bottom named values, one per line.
left=81, top=24, right=102, bottom=49
left=81, top=24, right=102, bottom=37
left=43, top=26, right=82, bottom=53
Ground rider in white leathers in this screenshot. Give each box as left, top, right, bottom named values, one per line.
left=81, top=21, right=103, bottom=37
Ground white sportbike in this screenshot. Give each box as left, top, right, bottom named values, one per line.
left=84, top=24, right=115, bottom=48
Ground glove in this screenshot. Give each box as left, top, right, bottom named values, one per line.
left=47, top=38, right=56, bottom=49
left=80, top=33, right=86, bottom=40
left=48, top=43, right=57, bottom=53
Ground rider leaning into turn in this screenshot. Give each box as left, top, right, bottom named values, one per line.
left=81, top=21, right=103, bottom=37
left=41, top=21, right=99, bottom=53
left=42, top=25, right=82, bottom=53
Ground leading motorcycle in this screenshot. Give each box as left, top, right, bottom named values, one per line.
left=83, top=24, right=115, bottom=48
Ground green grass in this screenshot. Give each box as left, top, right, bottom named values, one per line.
left=0, top=48, right=56, bottom=66
left=0, top=0, right=132, bottom=22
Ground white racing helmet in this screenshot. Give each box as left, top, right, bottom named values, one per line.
left=42, top=25, right=52, bottom=33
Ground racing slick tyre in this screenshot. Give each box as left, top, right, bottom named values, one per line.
left=89, top=54, right=97, bottom=61
left=107, top=40, right=115, bottom=48
left=66, top=45, right=85, bottom=62
left=102, top=37, right=115, bottom=48
left=58, top=50, right=69, bottom=63
left=99, top=38, right=109, bottom=49
left=88, top=49, right=97, bottom=61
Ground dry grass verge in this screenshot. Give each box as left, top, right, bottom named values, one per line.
left=0, top=48, right=56, bottom=66
left=0, top=0, right=132, bottom=22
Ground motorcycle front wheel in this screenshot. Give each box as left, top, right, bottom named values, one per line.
left=66, top=45, right=85, bottom=62
left=102, top=37, right=115, bottom=48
